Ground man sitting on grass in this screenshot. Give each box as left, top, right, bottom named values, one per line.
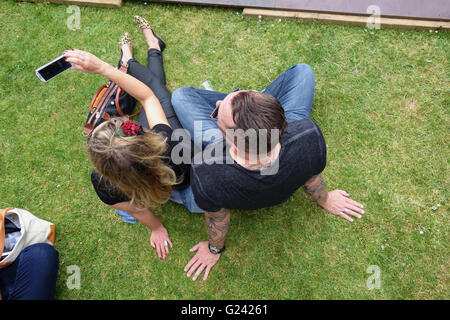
left=171, top=64, right=365, bottom=281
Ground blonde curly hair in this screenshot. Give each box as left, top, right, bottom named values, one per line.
left=87, top=117, right=178, bottom=208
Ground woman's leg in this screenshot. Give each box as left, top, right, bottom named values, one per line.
left=121, top=33, right=182, bottom=130
left=127, top=59, right=182, bottom=130
left=147, top=48, right=166, bottom=85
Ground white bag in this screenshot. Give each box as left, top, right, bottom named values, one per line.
left=0, top=207, right=55, bottom=268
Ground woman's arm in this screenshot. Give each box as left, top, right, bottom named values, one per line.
left=101, top=64, right=170, bottom=128
left=63, top=49, right=170, bottom=128
left=111, top=201, right=163, bottom=230
left=111, top=201, right=173, bottom=259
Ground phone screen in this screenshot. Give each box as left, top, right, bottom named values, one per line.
left=37, top=56, right=72, bottom=81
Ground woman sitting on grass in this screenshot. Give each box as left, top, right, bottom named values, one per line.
left=64, top=16, right=200, bottom=260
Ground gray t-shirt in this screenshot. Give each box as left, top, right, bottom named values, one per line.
left=190, top=119, right=327, bottom=212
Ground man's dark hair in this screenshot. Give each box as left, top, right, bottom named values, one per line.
left=230, top=91, right=287, bottom=155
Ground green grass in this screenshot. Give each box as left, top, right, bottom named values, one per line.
left=0, top=0, right=448, bottom=299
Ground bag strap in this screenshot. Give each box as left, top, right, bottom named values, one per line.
left=88, top=84, right=108, bottom=111
left=84, top=82, right=118, bottom=135
left=87, top=82, right=115, bottom=124
left=88, top=68, right=121, bottom=122
left=114, top=64, right=129, bottom=118
left=0, top=208, right=14, bottom=259
left=91, top=82, right=118, bottom=129
left=115, top=87, right=143, bottom=118
left=84, top=64, right=139, bottom=135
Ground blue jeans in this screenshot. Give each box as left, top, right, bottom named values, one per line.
left=170, top=185, right=204, bottom=213
left=0, top=243, right=59, bottom=300
left=170, top=64, right=315, bottom=211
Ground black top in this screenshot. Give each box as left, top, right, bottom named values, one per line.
left=190, top=119, right=327, bottom=212
left=91, top=123, right=191, bottom=206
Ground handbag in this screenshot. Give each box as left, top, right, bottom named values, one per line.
left=83, top=61, right=142, bottom=135
left=0, top=207, right=56, bottom=268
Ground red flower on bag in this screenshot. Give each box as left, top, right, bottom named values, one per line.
left=119, top=120, right=141, bottom=136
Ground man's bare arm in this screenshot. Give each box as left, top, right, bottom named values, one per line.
left=184, top=209, right=230, bottom=281
left=205, top=208, right=231, bottom=249
left=303, top=173, right=366, bottom=222
left=303, top=173, right=328, bottom=205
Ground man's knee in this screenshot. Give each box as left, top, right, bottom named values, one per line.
left=290, top=63, right=315, bottom=82
left=171, top=87, right=195, bottom=112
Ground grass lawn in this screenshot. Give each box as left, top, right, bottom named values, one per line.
left=0, top=0, right=448, bottom=299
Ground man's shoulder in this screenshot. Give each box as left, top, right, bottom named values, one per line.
left=286, top=118, right=321, bottom=133
left=282, top=119, right=324, bottom=144
left=190, top=160, right=239, bottom=212
left=190, top=148, right=244, bottom=197
left=191, top=158, right=237, bottom=184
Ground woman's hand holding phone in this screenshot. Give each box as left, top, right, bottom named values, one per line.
left=63, top=49, right=108, bottom=75
left=65, top=48, right=170, bottom=128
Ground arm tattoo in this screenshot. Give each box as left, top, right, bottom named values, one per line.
left=205, top=208, right=230, bottom=249
left=302, top=174, right=329, bottom=204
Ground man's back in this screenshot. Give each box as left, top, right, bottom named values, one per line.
left=190, top=119, right=327, bottom=212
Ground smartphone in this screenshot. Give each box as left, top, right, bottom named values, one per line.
left=35, top=55, right=72, bottom=82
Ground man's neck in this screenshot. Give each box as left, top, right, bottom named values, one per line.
left=230, top=143, right=282, bottom=170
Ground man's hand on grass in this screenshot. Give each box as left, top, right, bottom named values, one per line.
left=184, top=241, right=221, bottom=281
left=318, top=190, right=365, bottom=222
left=150, top=225, right=173, bottom=260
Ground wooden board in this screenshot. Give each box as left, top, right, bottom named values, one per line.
left=149, top=0, right=450, bottom=21
left=150, top=0, right=275, bottom=8
left=243, top=8, right=450, bottom=31
left=18, top=0, right=123, bottom=8
left=274, top=0, right=450, bottom=21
